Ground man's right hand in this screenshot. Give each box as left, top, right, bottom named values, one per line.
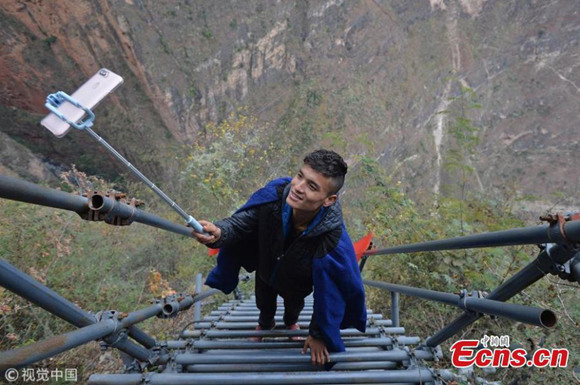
left=192, top=220, right=221, bottom=244
left=302, top=335, right=330, bottom=366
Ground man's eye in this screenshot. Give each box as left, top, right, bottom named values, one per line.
left=309, top=185, right=316, bottom=191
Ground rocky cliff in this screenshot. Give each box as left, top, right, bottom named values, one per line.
left=1, top=0, right=578, bottom=205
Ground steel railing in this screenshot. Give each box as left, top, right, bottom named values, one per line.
left=0, top=257, right=219, bottom=371
left=360, top=213, right=580, bottom=347
left=1, top=173, right=578, bottom=375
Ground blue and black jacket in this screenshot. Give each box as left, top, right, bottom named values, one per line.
left=205, top=177, right=367, bottom=352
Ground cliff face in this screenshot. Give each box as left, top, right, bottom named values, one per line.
left=1, top=0, right=578, bottom=204
left=0, top=0, right=177, bottom=181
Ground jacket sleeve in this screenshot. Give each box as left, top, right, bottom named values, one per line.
left=208, top=206, right=260, bottom=248
left=205, top=177, right=290, bottom=295
left=308, top=312, right=323, bottom=340
left=312, top=225, right=367, bottom=352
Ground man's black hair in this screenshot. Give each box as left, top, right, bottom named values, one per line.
left=303, top=149, right=348, bottom=195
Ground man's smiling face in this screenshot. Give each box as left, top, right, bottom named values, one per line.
left=286, top=164, right=337, bottom=213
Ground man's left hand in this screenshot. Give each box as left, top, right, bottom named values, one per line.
left=301, top=335, right=330, bottom=366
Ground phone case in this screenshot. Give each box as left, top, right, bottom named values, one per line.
left=41, top=68, right=124, bottom=137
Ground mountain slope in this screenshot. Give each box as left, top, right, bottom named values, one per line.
left=1, top=0, right=578, bottom=205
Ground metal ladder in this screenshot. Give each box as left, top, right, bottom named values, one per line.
left=89, top=296, right=455, bottom=384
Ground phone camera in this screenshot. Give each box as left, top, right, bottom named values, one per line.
left=99, top=69, right=109, bottom=77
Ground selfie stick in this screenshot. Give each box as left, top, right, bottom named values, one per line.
left=45, top=91, right=207, bottom=235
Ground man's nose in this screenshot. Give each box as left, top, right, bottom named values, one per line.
left=294, top=180, right=305, bottom=193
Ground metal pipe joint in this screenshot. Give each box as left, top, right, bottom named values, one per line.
left=85, top=190, right=144, bottom=226
left=95, top=310, right=127, bottom=351
left=159, top=293, right=195, bottom=319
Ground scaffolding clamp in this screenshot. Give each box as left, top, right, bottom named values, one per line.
left=541, top=211, right=580, bottom=244
left=82, top=190, right=144, bottom=226
left=96, top=310, right=127, bottom=351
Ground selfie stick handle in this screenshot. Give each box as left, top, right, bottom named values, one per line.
left=45, top=92, right=207, bottom=235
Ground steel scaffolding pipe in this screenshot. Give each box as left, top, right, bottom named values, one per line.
left=0, top=319, right=117, bottom=370
left=426, top=244, right=578, bottom=347
left=0, top=174, right=88, bottom=215
left=89, top=368, right=457, bottom=384
left=194, top=273, right=202, bottom=322
left=0, top=258, right=155, bottom=352
left=364, top=280, right=556, bottom=328
left=364, top=219, right=580, bottom=257
left=391, top=291, right=400, bottom=328
left=217, top=304, right=314, bottom=310
left=212, top=308, right=389, bottom=316
left=571, top=255, right=580, bottom=285
left=184, top=361, right=399, bottom=373
left=235, top=302, right=314, bottom=307
left=200, top=314, right=384, bottom=322
left=0, top=288, right=219, bottom=369
left=0, top=258, right=95, bottom=327
left=164, top=336, right=421, bottom=350
left=181, top=327, right=403, bottom=339
left=159, top=336, right=421, bottom=351
left=0, top=174, right=194, bottom=238
left=0, top=257, right=220, bottom=367
left=88, top=193, right=193, bottom=237
left=225, top=305, right=314, bottom=310
left=191, top=288, right=221, bottom=302
left=211, top=310, right=315, bottom=317
left=488, top=244, right=578, bottom=301
left=121, top=289, right=219, bottom=326
left=158, top=289, right=219, bottom=318
left=192, top=321, right=311, bottom=330
left=174, top=349, right=433, bottom=365
left=191, top=319, right=393, bottom=330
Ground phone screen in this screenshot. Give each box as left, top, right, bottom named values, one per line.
left=41, top=69, right=124, bottom=137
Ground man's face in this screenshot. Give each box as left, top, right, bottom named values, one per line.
left=286, top=164, right=337, bottom=212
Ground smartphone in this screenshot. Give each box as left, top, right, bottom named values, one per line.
left=41, top=68, right=124, bottom=137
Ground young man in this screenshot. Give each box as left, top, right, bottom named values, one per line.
left=193, top=149, right=366, bottom=365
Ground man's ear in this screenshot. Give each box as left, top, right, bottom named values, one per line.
left=322, top=194, right=337, bottom=207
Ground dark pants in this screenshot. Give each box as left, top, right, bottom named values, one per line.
left=255, top=275, right=304, bottom=328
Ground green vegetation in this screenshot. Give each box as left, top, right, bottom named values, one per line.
left=0, top=168, right=224, bottom=380
left=440, top=84, right=482, bottom=234
left=201, top=28, right=213, bottom=40
left=1, top=108, right=577, bottom=383
left=42, top=35, right=57, bottom=46
left=347, top=156, right=579, bottom=384
left=160, top=35, right=171, bottom=54
left=188, top=85, right=202, bottom=101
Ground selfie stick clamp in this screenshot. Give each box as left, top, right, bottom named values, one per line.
left=45, top=92, right=207, bottom=235
left=45, top=91, right=96, bottom=130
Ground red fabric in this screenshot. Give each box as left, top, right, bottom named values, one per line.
left=353, top=233, right=373, bottom=262
left=208, top=248, right=219, bottom=256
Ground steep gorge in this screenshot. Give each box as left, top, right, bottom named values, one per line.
left=1, top=0, right=579, bottom=206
